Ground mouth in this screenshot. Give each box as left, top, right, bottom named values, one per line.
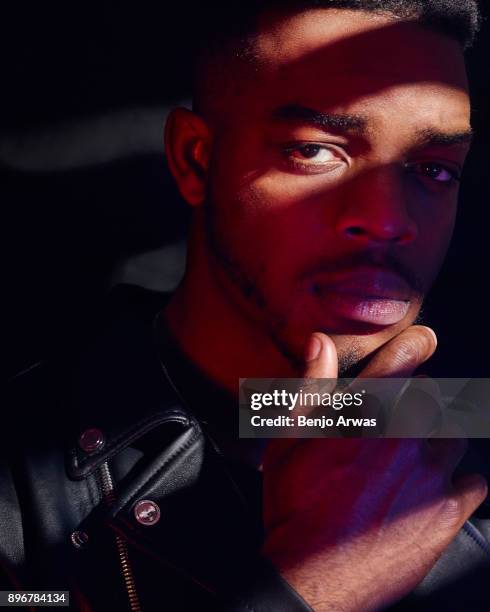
left=324, top=294, right=410, bottom=325
left=311, top=266, right=413, bottom=327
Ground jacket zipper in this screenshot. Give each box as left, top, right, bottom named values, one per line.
left=98, top=461, right=142, bottom=612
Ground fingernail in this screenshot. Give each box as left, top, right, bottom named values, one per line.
left=305, top=335, right=322, bottom=362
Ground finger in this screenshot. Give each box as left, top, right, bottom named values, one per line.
left=289, top=333, right=339, bottom=423
left=347, top=328, right=437, bottom=431
left=358, top=325, right=438, bottom=379
left=347, top=330, right=438, bottom=430
left=303, top=333, right=338, bottom=381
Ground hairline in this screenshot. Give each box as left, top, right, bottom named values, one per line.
left=192, top=5, right=470, bottom=119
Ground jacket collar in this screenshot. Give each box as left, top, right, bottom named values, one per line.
left=66, top=284, right=193, bottom=479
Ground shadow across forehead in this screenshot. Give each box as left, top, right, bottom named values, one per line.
left=197, top=15, right=469, bottom=121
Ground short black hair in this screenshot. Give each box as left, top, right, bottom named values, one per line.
left=191, top=0, right=480, bottom=115
left=195, top=0, right=480, bottom=55
left=293, top=1, right=480, bottom=48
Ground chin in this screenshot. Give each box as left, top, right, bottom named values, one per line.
left=330, top=316, right=420, bottom=376
left=331, top=333, right=383, bottom=376
left=270, top=301, right=421, bottom=374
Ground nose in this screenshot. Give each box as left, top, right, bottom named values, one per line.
left=334, top=167, right=418, bottom=246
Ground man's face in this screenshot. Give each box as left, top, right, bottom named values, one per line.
left=201, top=9, right=471, bottom=371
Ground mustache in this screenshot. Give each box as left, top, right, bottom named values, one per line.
left=299, top=251, right=425, bottom=295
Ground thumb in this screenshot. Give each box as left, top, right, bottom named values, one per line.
left=303, top=333, right=338, bottom=381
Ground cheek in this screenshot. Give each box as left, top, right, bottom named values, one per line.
left=208, top=127, right=341, bottom=258
left=212, top=165, right=326, bottom=258
left=238, top=181, right=335, bottom=276
left=229, top=170, right=340, bottom=242
left=411, top=198, right=457, bottom=277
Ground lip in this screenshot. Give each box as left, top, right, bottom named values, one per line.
left=310, top=266, right=413, bottom=326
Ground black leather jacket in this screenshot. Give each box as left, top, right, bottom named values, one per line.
left=3, top=286, right=490, bottom=611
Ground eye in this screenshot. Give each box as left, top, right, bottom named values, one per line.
left=289, top=144, right=338, bottom=162
left=283, top=142, right=348, bottom=174
left=408, top=161, right=461, bottom=184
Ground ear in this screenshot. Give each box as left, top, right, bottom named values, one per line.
left=164, top=108, right=212, bottom=207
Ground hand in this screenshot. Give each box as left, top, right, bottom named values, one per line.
left=262, top=326, right=487, bottom=611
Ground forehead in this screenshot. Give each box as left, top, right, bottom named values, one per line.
left=224, top=9, right=469, bottom=126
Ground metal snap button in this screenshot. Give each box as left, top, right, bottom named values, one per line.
left=133, top=499, right=161, bottom=526
left=78, top=428, right=105, bottom=454
left=71, top=530, right=89, bottom=549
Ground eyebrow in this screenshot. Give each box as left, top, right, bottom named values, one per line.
left=272, top=104, right=367, bottom=133
left=415, top=128, right=474, bottom=148
left=272, top=104, right=474, bottom=149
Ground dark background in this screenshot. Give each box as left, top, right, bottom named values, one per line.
left=2, top=1, right=489, bottom=379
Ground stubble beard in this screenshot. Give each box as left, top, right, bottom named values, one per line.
left=202, top=196, right=367, bottom=375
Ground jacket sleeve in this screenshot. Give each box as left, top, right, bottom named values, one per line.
left=220, top=556, right=314, bottom=612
